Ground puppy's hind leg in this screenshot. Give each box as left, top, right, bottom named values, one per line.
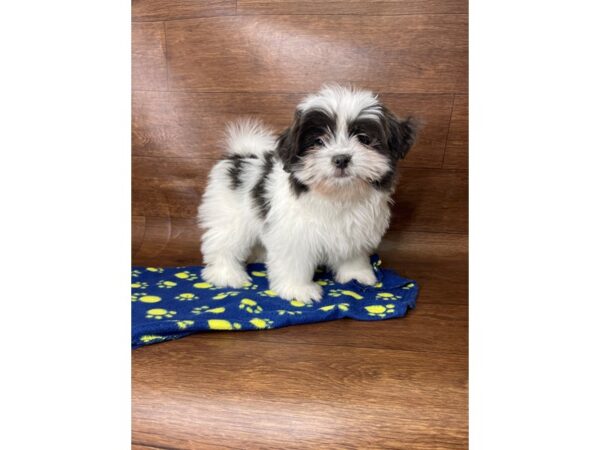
left=200, top=220, right=256, bottom=289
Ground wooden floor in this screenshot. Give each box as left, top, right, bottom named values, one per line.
left=132, top=0, right=468, bottom=448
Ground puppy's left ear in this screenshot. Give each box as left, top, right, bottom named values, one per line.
left=384, top=110, right=420, bottom=161
left=276, top=110, right=301, bottom=173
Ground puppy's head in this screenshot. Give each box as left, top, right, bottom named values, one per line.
left=277, top=85, right=418, bottom=195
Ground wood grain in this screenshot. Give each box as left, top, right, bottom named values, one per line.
left=133, top=0, right=235, bottom=22
left=238, top=0, right=467, bottom=15
left=444, top=95, right=468, bottom=169
left=132, top=22, right=168, bottom=91
left=165, top=15, right=468, bottom=93
left=133, top=339, right=467, bottom=449
left=133, top=90, right=453, bottom=168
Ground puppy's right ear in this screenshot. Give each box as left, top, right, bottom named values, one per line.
left=276, top=111, right=301, bottom=173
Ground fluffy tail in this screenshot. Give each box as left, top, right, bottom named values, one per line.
left=224, top=118, right=276, bottom=157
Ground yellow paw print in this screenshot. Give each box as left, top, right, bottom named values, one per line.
left=208, top=319, right=241, bottom=330
left=145, top=308, right=176, bottom=320
left=174, top=270, right=198, bottom=281
left=402, top=282, right=416, bottom=290
left=251, top=270, right=268, bottom=277
left=249, top=318, right=274, bottom=329
left=289, top=299, right=310, bottom=307
left=176, top=320, right=194, bottom=330
left=131, top=293, right=162, bottom=304
left=192, top=306, right=226, bottom=315
left=157, top=280, right=177, bottom=289
left=319, top=303, right=350, bottom=312
left=193, top=281, right=215, bottom=289
left=239, top=298, right=263, bottom=313
left=328, top=289, right=364, bottom=300
left=131, top=281, right=148, bottom=289
left=242, top=281, right=259, bottom=290
left=372, top=259, right=382, bottom=269
left=175, top=292, right=198, bottom=301
left=132, top=269, right=141, bottom=278
left=146, top=267, right=164, bottom=273
left=139, top=335, right=167, bottom=343
left=277, top=310, right=303, bottom=316
left=258, top=290, right=279, bottom=298
left=212, top=291, right=240, bottom=300
left=376, top=292, right=402, bottom=301
left=316, top=278, right=334, bottom=286
left=365, top=304, right=395, bottom=318
left=374, top=282, right=383, bottom=288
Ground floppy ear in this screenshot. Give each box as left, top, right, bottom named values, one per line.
left=276, top=110, right=301, bottom=173
left=384, top=109, right=419, bottom=161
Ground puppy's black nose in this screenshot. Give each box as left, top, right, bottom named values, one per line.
left=332, top=154, right=351, bottom=169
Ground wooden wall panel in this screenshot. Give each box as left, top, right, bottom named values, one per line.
left=133, top=0, right=236, bottom=22
left=444, top=94, right=469, bottom=169
left=132, top=23, right=168, bottom=91
left=237, top=0, right=467, bottom=15
left=132, top=91, right=453, bottom=168
left=133, top=156, right=467, bottom=233
left=165, top=15, right=468, bottom=93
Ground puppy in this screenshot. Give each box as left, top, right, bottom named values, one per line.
left=198, top=85, right=417, bottom=304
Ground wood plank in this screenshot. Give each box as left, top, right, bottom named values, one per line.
left=444, top=94, right=468, bottom=169
left=165, top=15, right=468, bottom=93
left=133, top=0, right=235, bottom=22
left=133, top=339, right=467, bottom=449
left=132, top=22, right=168, bottom=91
left=238, top=0, right=467, bottom=15
left=132, top=90, right=453, bottom=168
left=133, top=156, right=467, bottom=233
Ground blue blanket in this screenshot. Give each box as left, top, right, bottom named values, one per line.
left=132, top=255, right=418, bottom=348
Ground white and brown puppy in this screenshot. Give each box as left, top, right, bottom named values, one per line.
left=198, top=85, right=418, bottom=304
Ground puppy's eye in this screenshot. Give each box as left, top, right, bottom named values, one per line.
left=357, top=134, right=371, bottom=146
left=313, top=138, right=325, bottom=147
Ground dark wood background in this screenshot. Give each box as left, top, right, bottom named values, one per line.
left=132, top=1, right=468, bottom=448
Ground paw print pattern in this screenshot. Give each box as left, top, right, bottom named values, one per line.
left=208, top=319, right=241, bottom=330
left=328, top=289, right=364, bottom=300
left=319, top=303, right=350, bottom=312
left=258, top=290, right=279, bottom=298
left=174, top=271, right=198, bottom=281
left=239, top=298, right=263, bottom=313
left=249, top=318, right=274, bottom=329
left=157, top=280, right=177, bottom=289
left=131, top=293, right=162, bottom=304
left=376, top=292, right=402, bottom=301
left=192, top=281, right=219, bottom=290
left=212, top=291, right=240, bottom=300
left=132, top=269, right=142, bottom=278
left=139, top=335, right=167, bottom=344
left=277, top=310, right=303, bottom=316
left=316, top=278, right=334, bottom=287
left=146, top=267, right=164, bottom=274
left=365, top=304, right=395, bottom=318
left=176, top=320, right=194, bottom=330
left=175, top=293, right=198, bottom=301
left=145, top=308, right=176, bottom=320
left=192, top=306, right=226, bottom=315
left=251, top=270, right=268, bottom=278
left=402, top=282, right=416, bottom=290
left=131, top=281, right=148, bottom=289
left=242, top=282, right=259, bottom=290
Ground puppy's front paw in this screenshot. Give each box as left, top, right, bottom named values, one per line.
left=201, top=264, right=250, bottom=289
left=334, top=267, right=377, bottom=286
left=274, top=282, right=323, bottom=305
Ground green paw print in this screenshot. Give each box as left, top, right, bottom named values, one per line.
left=145, top=308, right=176, bottom=320
left=316, top=278, right=334, bottom=287
left=258, top=290, right=279, bottom=298
left=328, top=289, right=364, bottom=300
left=192, top=306, right=226, bottom=315
left=277, top=310, right=303, bottom=316
left=239, top=298, right=263, bottom=313
left=319, top=303, right=350, bottom=312
left=131, top=281, right=149, bottom=289
left=212, top=291, right=240, bottom=300
left=376, top=292, right=402, bottom=301
left=146, top=267, right=164, bottom=274
left=156, top=280, right=177, bottom=289
left=242, top=281, right=259, bottom=290
left=365, top=304, right=395, bottom=318
left=249, top=318, right=274, bottom=329
left=175, top=292, right=199, bottom=301
left=402, top=282, right=416, bottom=290
left=176, top=320, right=195, bottom=330
left=132, top=269, right=142, bottom=278
left=174, top=271, right=198, bottom=281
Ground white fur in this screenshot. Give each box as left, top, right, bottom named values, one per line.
left=198, top=87, right=395, bottom=304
